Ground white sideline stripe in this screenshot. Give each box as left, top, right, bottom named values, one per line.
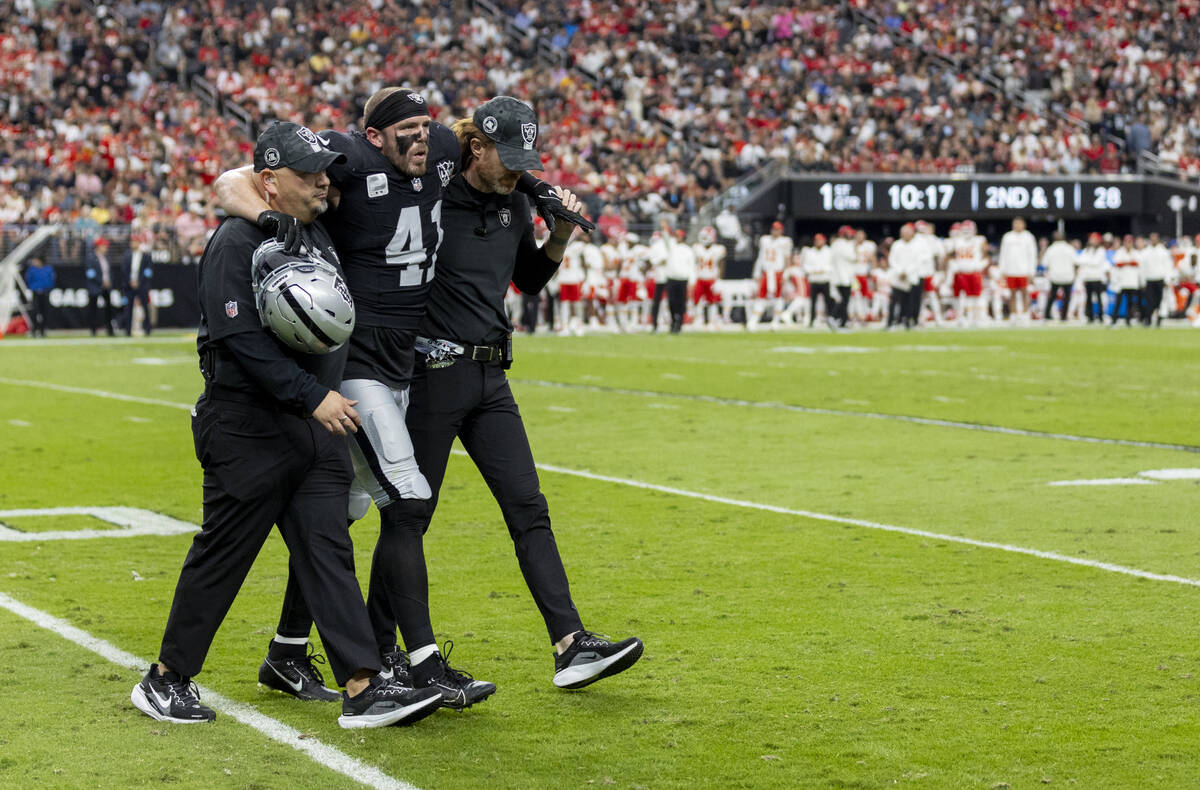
left=513, top=379, right=1200, bottom=454
left=0, top=377, right=194, bottom=411
left=483, top=453, right=1200, bottom=589
left=0, top=591, right=419, bottom=790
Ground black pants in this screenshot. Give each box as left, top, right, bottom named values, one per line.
left=1084, top=281, right=1106, bottom=322
left=29, top=292, right=49, bottom=336
left=280, top=357, right=584, bottom=649
left=904, top=283, right=923, bottom=326
left=159, top=397, right=379, bottom=685
left=1142, top=279, right=1165, bottom=326
left=87, top=290, right=115, bottom=335
left=1114, top=288, right=1141, bottom=325
left=834, top=285, right=851, bottom=326
left=807, top=282, right=834, bottom=326
left=520, top=293, right=540, bottom=334
left=123, top=288, right=153, bottom=335
left=666, top=279, right=688, bottom=333
left=543, top=291, right=557, bottom=331
left=649, top=280, right=667, bottom=330
left=888, top=287, right=910, bottom=327
left=1045, top=282, right=1073, bottom=321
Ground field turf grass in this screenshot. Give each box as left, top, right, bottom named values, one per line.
left=1, top=326, right=1198, bottom=789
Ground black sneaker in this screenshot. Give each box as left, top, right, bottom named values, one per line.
left=553, top=631, right=644, bottom=689
left=411, top=641, right=497, bottom=711
left=337, top=675, right=441, bottom=729
left=378, top=644, right=411, bottom=686
left=131, top=664, right=216, bottom=723
left=257, top=643, right=341, bottom=702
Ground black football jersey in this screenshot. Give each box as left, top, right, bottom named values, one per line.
left=319, top=125, right=460, bottom=330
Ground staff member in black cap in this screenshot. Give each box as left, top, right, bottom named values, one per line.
left=132, top=121, right=441, bottom=729
left=383, top=96, right=645, bottom=691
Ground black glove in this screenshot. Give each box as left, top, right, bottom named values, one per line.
left=516, top=175, right=596, bottom=234
left=256, top=210, right=302, bottom=254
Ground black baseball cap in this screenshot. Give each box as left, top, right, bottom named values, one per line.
left=472, top=96, right=544, bottom=171
left=253, top=121, right=346, bottom=173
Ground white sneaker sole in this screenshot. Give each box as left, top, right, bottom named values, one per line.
left=553, top=640, right=644, bottom=690
left=130, top=684, right=212, bottom=724
left=337, top=692, right=441, bottom=729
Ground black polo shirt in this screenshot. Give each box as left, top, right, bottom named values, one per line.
left=419, top=175, right=560, bottom=346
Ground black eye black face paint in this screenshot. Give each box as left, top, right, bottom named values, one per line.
left=394, top=131, right=421, bottom=156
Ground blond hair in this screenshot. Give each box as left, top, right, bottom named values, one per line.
left=451, top=117, right=494, bottom=173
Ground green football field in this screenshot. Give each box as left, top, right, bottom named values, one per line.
left=2, top=327, right=1199, bottom=789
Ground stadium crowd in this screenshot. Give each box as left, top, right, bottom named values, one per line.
left=511, top=220, right=1200, bottom=335
left=7, top=0, right=1200, bottom=264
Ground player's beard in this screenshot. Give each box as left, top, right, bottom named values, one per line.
left=384, top=132, right=428, bottom=177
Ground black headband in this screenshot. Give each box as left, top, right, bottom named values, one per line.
left=365, top=91, right=429, bottom=131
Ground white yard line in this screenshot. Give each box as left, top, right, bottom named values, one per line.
left=0, top=591, right=419, bottom=790
left=0, top=377, right=195, bottom=411
left=520, top=458, right=1200, bottom=589
left=512, top=379, right=1200, bottom=454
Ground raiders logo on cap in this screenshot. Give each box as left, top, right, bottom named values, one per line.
left=407, top=93, right=425, bottom=103
left=521, top=123, right=537, bottom=150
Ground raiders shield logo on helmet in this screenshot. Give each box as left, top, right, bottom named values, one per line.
left=498, top=208, right=511, bottom=227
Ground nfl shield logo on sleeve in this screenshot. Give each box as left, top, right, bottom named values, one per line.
left=225, top=300, right=238, bottom=318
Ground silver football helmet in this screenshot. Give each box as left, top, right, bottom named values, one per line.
left=252, top=240, right=354, bottom=354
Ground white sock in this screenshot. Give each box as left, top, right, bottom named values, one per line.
left=409, top=644, right=439, bottom=665
left=273, top=633, right=308, bottom=645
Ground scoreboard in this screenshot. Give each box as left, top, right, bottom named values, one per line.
left=790, top=176, right=1143, bottom=219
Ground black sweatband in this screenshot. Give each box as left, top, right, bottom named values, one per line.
left=365, top=91, right=429, bottom=130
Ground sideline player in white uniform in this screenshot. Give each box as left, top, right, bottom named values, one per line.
left=691, top=226, right=726, bottom=328
left=578, top=236, right=608, bottom=330
left=998, top=217, right=1038, bottom=324
left=829, top=226, right=857, bottom=328
left=750, top=221, right=792, bottom=329
left=558, top=238, right=590, bottom=334
left=1111, top=235, right=1141, bottom=326
left=611, top=231, right=644, bottom=332
left=852, top=228, right=877, bottom=324
left=949, top=220, right=989, bottom=326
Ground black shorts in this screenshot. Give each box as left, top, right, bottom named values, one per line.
left=343, top=326, right=417, bottom=389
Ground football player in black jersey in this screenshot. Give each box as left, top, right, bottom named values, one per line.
left=214, top=89, right=591, bottom=709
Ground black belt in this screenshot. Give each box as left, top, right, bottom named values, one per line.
left=416, top=336, right=507, bottom=364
